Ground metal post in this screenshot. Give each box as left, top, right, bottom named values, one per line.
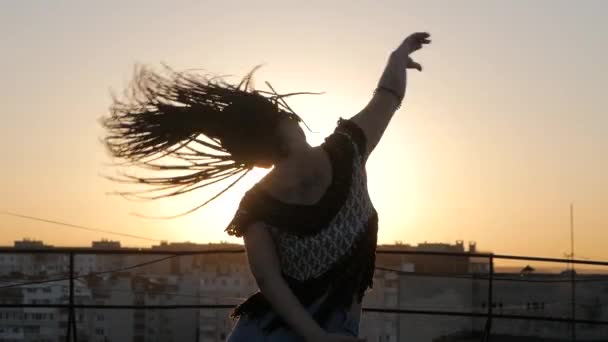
left=571, top=267, right=576, bottom=342
left=571, top=204, right=576, bottom=341
left=66, top=253, right=72, bottom=342
left=66, top=252, right=78, bottom=342
left=66, top=309, right=72, bottom=341
left=482, top=254, right=494, bottom=342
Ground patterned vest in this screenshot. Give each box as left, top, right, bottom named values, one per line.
left=225, top=119, right=378, bottom=333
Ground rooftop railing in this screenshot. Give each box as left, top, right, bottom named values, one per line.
left=1, top=247, right=607, bottom=342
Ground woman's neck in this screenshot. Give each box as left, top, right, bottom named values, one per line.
left=263, top=145, right=330, bottom=202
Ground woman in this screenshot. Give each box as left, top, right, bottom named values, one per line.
left=102, top=32, right=430, bottom=341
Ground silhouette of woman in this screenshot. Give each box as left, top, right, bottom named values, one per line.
left=102, top=32, right=430, bottom=342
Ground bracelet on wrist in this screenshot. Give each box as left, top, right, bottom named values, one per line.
left=374, top=86, right=403, bottom=108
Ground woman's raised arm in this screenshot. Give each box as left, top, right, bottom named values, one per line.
left=351, top=32, right=431, bottom=156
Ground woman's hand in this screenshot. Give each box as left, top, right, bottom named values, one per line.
left=309, top=332, right=366, bottom=342
left=392, top=32, right=431, bottom=71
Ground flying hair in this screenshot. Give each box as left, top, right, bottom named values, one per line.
left=100, top=65, right=322, bottom=218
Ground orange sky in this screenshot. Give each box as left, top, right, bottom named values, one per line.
left=0, top=1, right=606, bottom=261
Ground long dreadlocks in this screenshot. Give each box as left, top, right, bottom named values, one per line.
left=101, top=65, right=321, bottom=218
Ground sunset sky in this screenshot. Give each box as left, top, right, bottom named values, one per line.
left=1, top=1, right=606, bottom=261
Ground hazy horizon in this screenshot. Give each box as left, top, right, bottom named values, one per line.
left=1, top=1, right=606, bottom=261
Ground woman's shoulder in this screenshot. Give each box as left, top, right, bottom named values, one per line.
left=324, top=118, right=369, bottom=161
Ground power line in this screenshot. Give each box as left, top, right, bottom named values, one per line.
left=0, top=211, right=163, bottom=242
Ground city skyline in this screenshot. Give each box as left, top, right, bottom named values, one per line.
left=1, top=1, right=607, bottom=261
left=2, top=236, right=605, bottom=273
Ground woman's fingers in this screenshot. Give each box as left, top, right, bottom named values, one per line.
left=408, top=32, right=431, bottom=45
left=399, top=32, right=431, bottom=54
left=412, top=34, right=431, bottom=51
left=407, top=59, right=423, bottom=71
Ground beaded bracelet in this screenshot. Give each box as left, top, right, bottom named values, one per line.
left=374, top=86, right=403, bottom=109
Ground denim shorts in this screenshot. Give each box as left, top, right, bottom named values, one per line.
left=226, top=302, right=360, bottom=341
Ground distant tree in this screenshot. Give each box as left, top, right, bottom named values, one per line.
left=520, top=265, right=535, bottom=275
